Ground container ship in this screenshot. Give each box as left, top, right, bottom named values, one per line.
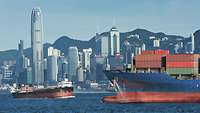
left=10, top=79, right=74, bottom=99
left=102, top=50, right=200, bottom=103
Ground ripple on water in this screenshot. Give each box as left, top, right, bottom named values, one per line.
left=0, top=93, right=200, bottom=113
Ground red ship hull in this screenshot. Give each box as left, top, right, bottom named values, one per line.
left=102, top=92, right=200, bottom=103
left=12, top=87, right=74, bottom=99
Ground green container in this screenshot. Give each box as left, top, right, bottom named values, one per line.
left=166, top=68, right=198, bottom=75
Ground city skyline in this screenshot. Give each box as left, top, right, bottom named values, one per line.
left=1, top=0, right=200, bottom=50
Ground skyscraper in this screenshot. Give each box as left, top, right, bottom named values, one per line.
left=101, top=35, right=109, bottom=57
left=109, top=27, right=120, bottom=56
left=153, top=38, right=160, bottom=48
left=31, top=8, right=44, bottom=84
left=83, top=48, right=92, bottom=70
left=191, top=33, right=195, bottom=53
left=47, top=56, right=58, bottom=84
left=17, top=40, right=24, bottom=71
left=68, top=47, right=79, bottom=81
left=18, top=40, right=24, bottom=56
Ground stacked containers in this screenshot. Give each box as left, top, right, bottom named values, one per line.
left=135, top=50, right=169, bottom=68
left=141, top=50, right=169, bottom=55
left=166, top=54, right=199, bottom=75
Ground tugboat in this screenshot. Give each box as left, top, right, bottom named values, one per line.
left=9, top=79, right=74, bottom=99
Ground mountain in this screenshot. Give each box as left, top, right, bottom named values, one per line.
left=0, top=43, right=51, bottom=65
left=0, top=28, right=197, bottom=65
left=52, top=36, right=91, bottom=55
left=0, top=49, right=18, bottom=65
left=120, top=29, right=185, bottom=53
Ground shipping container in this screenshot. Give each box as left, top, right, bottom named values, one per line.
left=166, top=54, right=199, bottom=62
left=141, top=50, right=169, bottom=55
left=135, top=54, right=164, bottom=61
left=135, top=61, right=162, bottom=68
left=154, top=50, right=169, bottom=55
left=141, top=50, right=155, bottom=55
left=166, top=68, right=198, bottom=75
left=166, top=62, right=198, bottom=68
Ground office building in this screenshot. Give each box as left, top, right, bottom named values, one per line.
left=101, top=35, right=109, bottom=57
left=83, top=48, right=92, bottom=70
left=153, top=38, right=160, bottom=48
left=68, top=47, right=79, bottom=81
left=77, top=66, right=85, bottom=82
left=47, top=56, right=58, bottom=84
left=135, top=46, right=141, bottom=55
left=31, top=8, right=44, bottom=84
left=57, top=56, right=68, bottom=81
left=109, top=27, right=120, bottom=56
left=142, top=43, right=146, bottom=51
left=95, top=33, right=101, bottom=56
left=191, top=33, right=195, bottom=53
left=48, top=47, right=61, bottom=57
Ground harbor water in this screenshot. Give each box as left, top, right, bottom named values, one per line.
left=0, top=92, right=200, bottom=113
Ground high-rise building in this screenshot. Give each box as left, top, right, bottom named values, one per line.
left=142, top=43, right=146, bottom=51
left=95, top=33, right=101, bottom=56
left=31, top=8, right=44, bottom=84
left=48, top=47, right=54, bottom=56
left=185, top=42, right=192, bottom=53
left=24, top=57, right=30, bottom=69
left=18, top=40, right=24, bottom=56
left=48, top=47, right=61, bottom=57
left=47, top=56, right=58, bottom=84
left=43, top=58, right=47, bottom=83
left=77, top=66, right=85, bottom=82
left=0, top=73, right=2, bottom=85
left=47, top=46, right=62, bottom=83
left=16, top=40, right=25, bottom=73
left=2, top=65, right=13, bottom=82
left=83, top=48, right=92, bottom=70
left=68, top=47, right=79, bottom=81
left=57, top=56, right=68, bottom=81
left=101, top=35, right=109, bottom=57
left=153, top=38, right=160, bottom=48
left=16, top=40, right=32, bottom=84
left=62, top=61, right=68, bottom=79
left=123, top=40, right=132, bottom=65
left=109, top=27, right=120, bottom=56
left=174, top=44, right=179, bottom=54
left=135, top=46, right=141, bottom=55
left=191, top=33, right=195, bottom=53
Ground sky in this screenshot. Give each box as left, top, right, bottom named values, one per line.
left=0, top=0, right=200, bottom=51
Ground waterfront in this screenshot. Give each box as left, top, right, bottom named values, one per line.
left=0, top=92, right=199, bottom=113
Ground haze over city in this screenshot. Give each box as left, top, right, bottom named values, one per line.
left=1, top=1, right=200, bottom=112
left=0, top=0, right=200, bottom=51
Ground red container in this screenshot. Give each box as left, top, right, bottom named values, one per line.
left=166, top=54, right=199, bottom=62
left=135, top=61, right=162, bottom=68
left=141, top=50, right=155, bottom=55
left=135, top=54, right=163, bottom=62
left=166, top=62, right=198, bottom=68
left=154, top=50, right=169, bottom=55
left=141, top=50, right=169, bottom=55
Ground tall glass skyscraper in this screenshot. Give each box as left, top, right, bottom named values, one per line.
left=109, top=27, right=120, bottom=56
left=68, top=47, right=79, bottom=81
left=31, top=8, right=44, bottom=84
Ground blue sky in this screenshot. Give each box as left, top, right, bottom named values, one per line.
left=0, top=0, right=200, bottom=51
